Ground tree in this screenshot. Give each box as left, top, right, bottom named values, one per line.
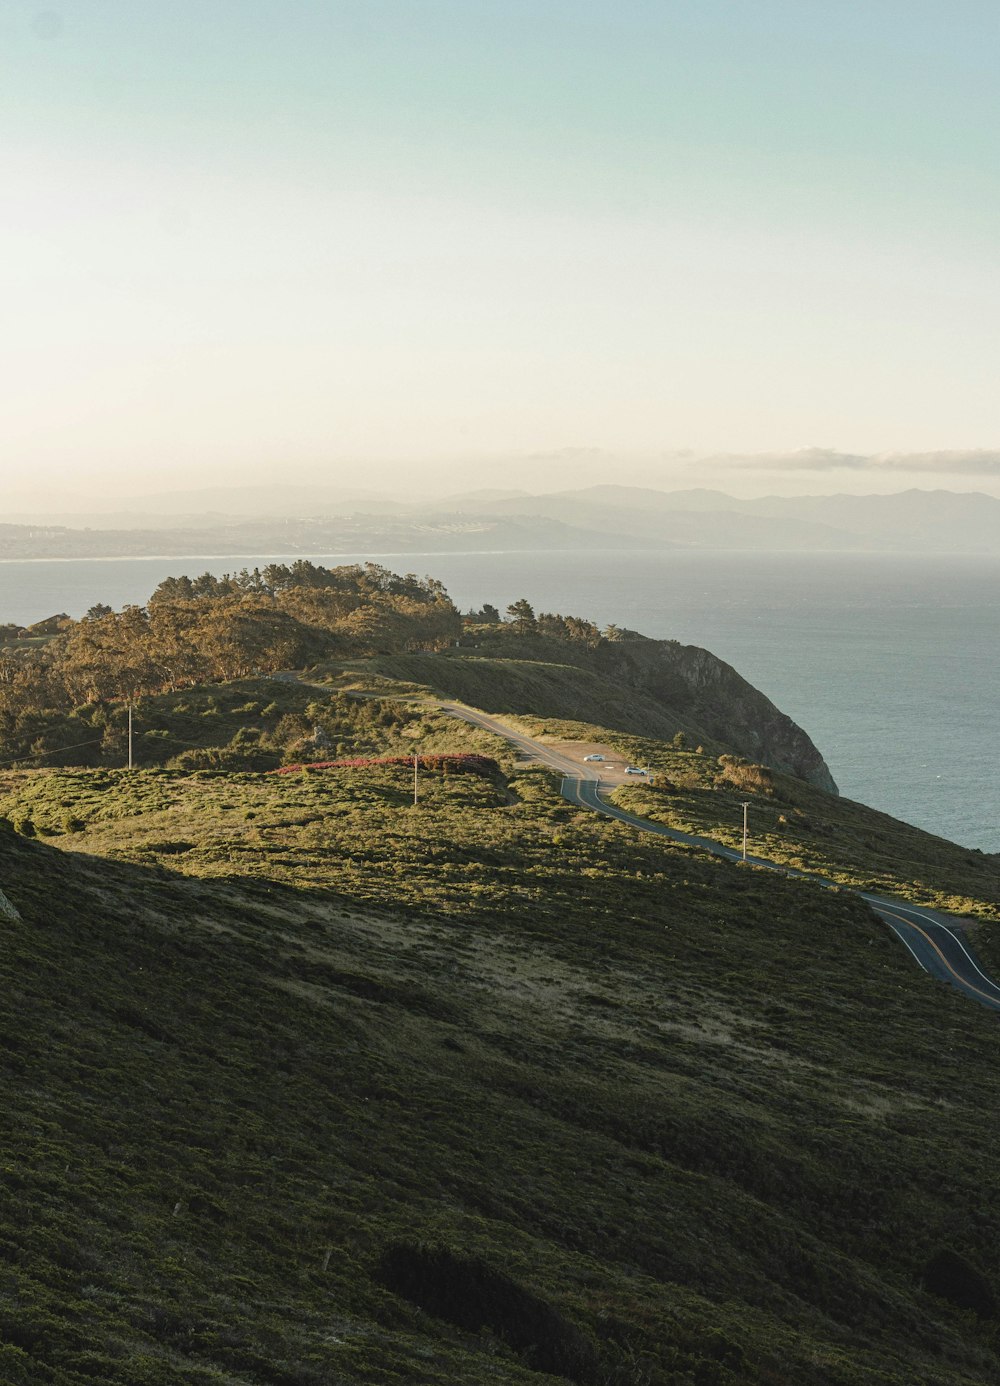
left=467, top=603, right=500, bottom=624
left=537, top=612, right=569, bottom=639
left=563, top=615, right=600, bottom=645
left=505, top=599, right=537, bottom=635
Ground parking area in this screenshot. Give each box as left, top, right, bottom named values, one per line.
left=531, top=738, right=651, bottom=787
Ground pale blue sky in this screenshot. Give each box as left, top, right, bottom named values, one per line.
left=2, top=1, right=999, bottom=504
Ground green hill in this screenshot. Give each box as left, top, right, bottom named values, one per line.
left=371, top=631, right=837, bottom=791
left=4, top=566, right=1000, bottom=1384
left=3, top=740, right=1000, bottom=1383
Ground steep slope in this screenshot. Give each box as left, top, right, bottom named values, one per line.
left=374, top=634, right=838, bottom=791
left=3, top=762, right=1000, bottom=1383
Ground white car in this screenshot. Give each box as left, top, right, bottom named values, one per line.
left=583, top=754, right=605, bottom=762
left=624, top=766, right=647, bottom=775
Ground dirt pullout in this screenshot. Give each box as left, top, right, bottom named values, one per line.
left=533, top=738, right=651, bottom=788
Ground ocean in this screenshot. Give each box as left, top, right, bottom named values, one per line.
left=1, top=549, right=998, bottom=853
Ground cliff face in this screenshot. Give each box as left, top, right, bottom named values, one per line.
left=592, top=639, right=839, bottom=794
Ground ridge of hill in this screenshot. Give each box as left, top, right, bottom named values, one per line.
left=371, top=632, right=837, bottom=792
left=4, top=729, right=1000, bottom=1383
left=11, top=485, right=1000, bottom=555
left=484, top=485, right=1000, bottom=552
left=5, top=563, right=1000, bottom=1381
left=0, top=567, right=829, bottom=794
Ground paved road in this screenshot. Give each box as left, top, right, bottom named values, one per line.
left=442, top=703, right=1000, bottom=1013
left=860, top=894, right=1000, bottom=1009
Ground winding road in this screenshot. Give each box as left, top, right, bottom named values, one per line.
left=441, top=702, right=1000, bottom=1013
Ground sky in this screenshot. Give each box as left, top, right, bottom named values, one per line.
left=2, top=0, right=999, bottom=509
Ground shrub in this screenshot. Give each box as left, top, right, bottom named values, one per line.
left=376, top=1241, right=598, bottom=1383
left=923, top=1248, right=997, bottom=1318
left=717, top=758, right=774, bottom=796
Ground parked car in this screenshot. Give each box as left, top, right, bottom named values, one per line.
left=583, top=754, right=605, bottom=762
left=624, top=766, right=647, bottom=775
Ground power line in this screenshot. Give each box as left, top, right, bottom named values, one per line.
left=0, top=736, right=104, bottom=767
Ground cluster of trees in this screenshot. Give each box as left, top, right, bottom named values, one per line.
left=0, top=563, right=461, bottom=765
left=149, top=560, right=449, bottom=605
left=465, top=598, right=609, bottom=645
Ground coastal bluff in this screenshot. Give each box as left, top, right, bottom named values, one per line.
left=375, top=631, right=839, bottom=794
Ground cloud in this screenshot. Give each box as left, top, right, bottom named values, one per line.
left=876, top=450, right=1000, bottom=475
left=703, top=447, right=869, bottom=471
left=704, top=447, right=1000, bottom=475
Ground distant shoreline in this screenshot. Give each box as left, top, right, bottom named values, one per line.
left=1, top=545, right=997, bottom=564
left=0, top=548, right=610, bottom=565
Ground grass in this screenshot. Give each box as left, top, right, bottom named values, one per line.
left=2, top=674, right=513, bottom=777
left=367, top=652, right=697, bottom=746
left=3, top=674, right=1000, bottom=1381
left=599, top=738, right=1000, bottom=919
left=402, top=698, right=1000, bottom=920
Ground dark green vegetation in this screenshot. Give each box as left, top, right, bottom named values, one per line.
left=4, top=565, right=1000, bottom=1383
left=0, top=563, right=460, bottom=768
left=606, top=747, right=1000, bottom=920
left=4, top=756, right=1000, bottom=1383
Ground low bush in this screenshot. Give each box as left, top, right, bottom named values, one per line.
left=923, top=1248, right=997, bottom=1318
left=376, top=1241, right=599, bottom=1383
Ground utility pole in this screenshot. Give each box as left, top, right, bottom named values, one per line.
left=128, top=704, right=134, bottom=770
left=741, top=800, right=750, bottom=861
left=413, top=751, right=419, bottom=807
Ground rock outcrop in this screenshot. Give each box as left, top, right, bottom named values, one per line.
left=593, top=638, right=838, bottom=793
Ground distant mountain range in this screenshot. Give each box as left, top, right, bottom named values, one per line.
left=4, top=485, right=1000, bottom=558
left=432, top=485, right=1000, bottom=552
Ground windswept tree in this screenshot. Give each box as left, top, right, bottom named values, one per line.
left=0, top=560, right=464, bottom=764
left=505, top=599, right=537, bottom=635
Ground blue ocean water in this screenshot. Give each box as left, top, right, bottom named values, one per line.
left=1, top=549, right=997, bottom=852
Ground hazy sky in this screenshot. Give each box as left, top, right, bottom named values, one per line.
left=3, top=1, right=999, bottom=507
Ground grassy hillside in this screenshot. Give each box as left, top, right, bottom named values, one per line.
left=347, top=661, right=1000, bottom=921
left=369, top=634, right=837, bottom=791
left=0, top=562, right=832, bottom=790
left=369, top=652, right=697, bottom=743
left=517, top=718, right=1000, bottom=920
left=608, top=750, right=1000, bottom=919
left=3, top=730, right=1000, bottom=1382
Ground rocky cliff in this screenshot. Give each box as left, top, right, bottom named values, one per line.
left=592, top=638, right=838, bottom=793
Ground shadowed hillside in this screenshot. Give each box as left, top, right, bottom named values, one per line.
left=3, top=754, right=1000, bottom=1382
left=4, top=565, right=1000, bottom=1383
